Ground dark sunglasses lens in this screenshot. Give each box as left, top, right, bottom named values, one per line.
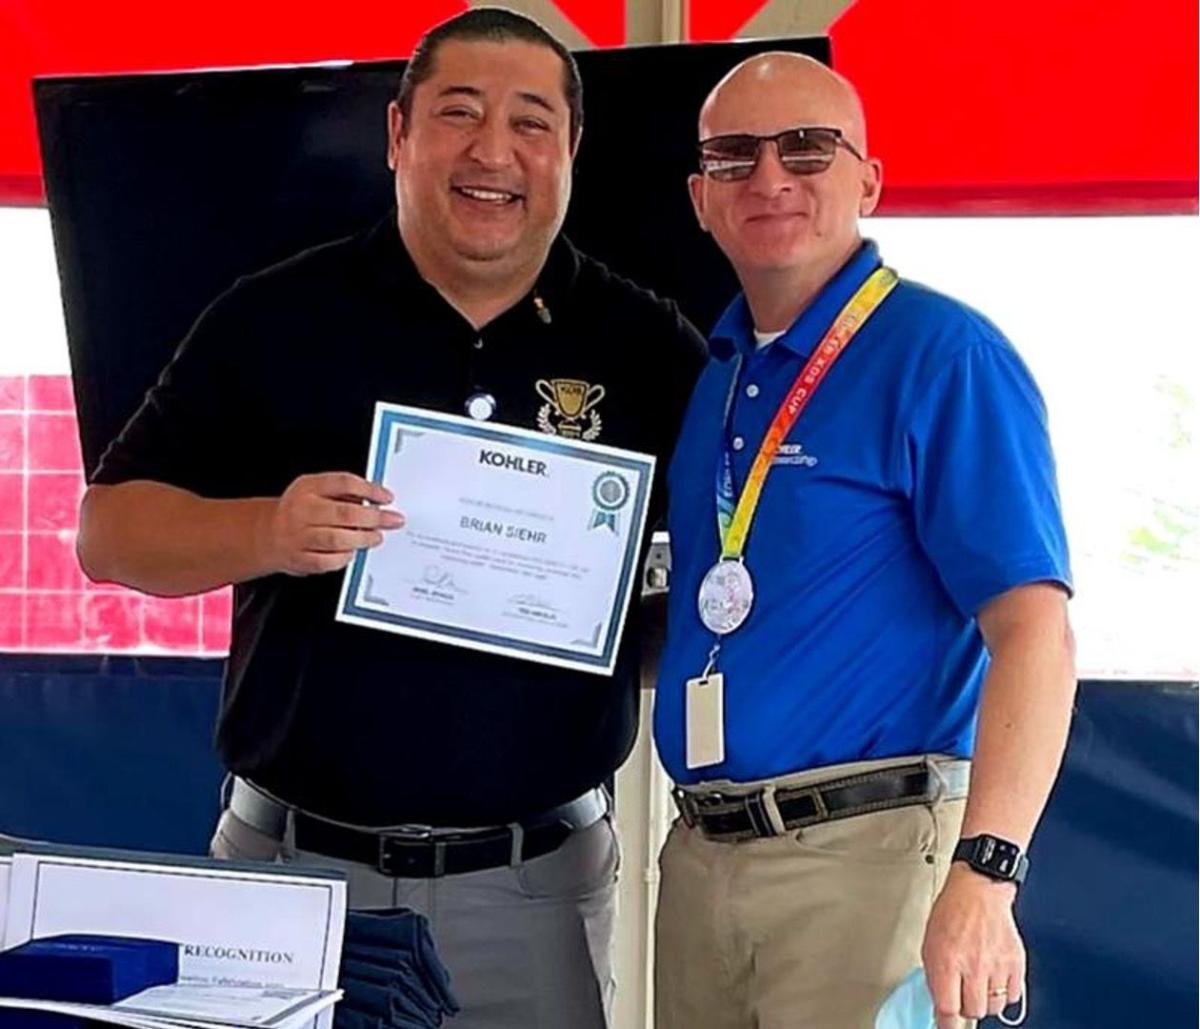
left=701, top=136, right=760, bottom=181
left=705, top=135, right=762, bottom=160
left=777, top=129, right=838, bottom=174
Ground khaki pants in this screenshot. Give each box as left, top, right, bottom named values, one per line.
left=655, top=756, right=970, bottom=1029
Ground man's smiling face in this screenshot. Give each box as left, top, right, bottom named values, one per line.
left=388, top=38, right=575, bottom=279
left=688, top=54, right=880, bottom=282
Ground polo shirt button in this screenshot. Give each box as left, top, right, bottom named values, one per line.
left=745, top=384, right=760, bottom=398
left=732, top=436, right=745, bottom=451
left=473, top=338, right=484, bottom=350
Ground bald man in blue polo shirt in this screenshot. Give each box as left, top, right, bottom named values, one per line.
left=653, top=53, right=1075, bottom=1029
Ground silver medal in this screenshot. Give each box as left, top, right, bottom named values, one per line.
left=698, top=559, right=755, bottom=635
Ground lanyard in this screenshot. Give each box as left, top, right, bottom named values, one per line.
left=715, top=266, right=898, bottom=559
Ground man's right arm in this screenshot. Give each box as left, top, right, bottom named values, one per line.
left=78, top=473, right=402, bottom=598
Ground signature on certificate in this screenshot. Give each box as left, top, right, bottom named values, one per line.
left=421, top=565, right=466, bottom=594
left=506, top=593, right=560, bottom=614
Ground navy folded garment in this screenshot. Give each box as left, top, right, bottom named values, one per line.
left=341, top=911, right=457, bottom=1016
left=340, top=958, right=392, bottom=988
left=0, top=935, right=178, bottom=1005
left=387, top=983, right=444, bottom=1026
left=336, top=1003, right=441, bottom=1029
left=341, top=942, right=404, bottom=967
left=330, top=1002, right=387, bottom=1029
left=345, top=909, right=457, bottom=1010
left=343, top=910, right=425, bottom=952
left=341, top=942, right=455, bottom=1016
left=335, top=997, right=437, bottom=1029
left=339, top=977, right=391, bottom=1018
left=340, top=962, right=441, bottom=1024
left=341, top=949, right=438, bottom=1011
left=337, top=992, right=453, bottom=1029
left=336, top=909, right=459, bottom=1029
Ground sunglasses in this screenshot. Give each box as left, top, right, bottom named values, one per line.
left=697, top=126, right=864, bottom=182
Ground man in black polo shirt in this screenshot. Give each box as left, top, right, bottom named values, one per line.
left=77, top=10, right=705, bottom=1027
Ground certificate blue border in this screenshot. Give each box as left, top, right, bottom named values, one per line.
left=340, top=408, right=654, bottom=672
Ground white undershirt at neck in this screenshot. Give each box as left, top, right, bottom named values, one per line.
left=754, top=329, right=786, bottom=349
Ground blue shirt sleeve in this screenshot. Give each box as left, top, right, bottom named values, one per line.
left=901, top=331, right=1073, bottom=617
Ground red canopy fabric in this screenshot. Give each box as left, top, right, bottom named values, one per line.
left=1, top=0, right=1196, bottom=212
left=831, top=0, right=1199, bottom=214
left=0, top=0, right=467, bottom=204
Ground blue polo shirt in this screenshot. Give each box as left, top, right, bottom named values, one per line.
left=654, top=241, right=1072, bottom=785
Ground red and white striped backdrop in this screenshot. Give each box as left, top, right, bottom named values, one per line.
left=0, top=0, right=1195, bottom=658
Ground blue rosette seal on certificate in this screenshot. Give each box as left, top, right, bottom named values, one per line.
left=589, top=471, right=631, bottom=533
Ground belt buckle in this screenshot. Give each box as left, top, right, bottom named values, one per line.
left=742, top=788, right=780, bottom=838
left=377, top=825, right=447, bottom=878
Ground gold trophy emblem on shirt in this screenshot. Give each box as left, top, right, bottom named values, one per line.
left=536, top=378, right=605, bottom=440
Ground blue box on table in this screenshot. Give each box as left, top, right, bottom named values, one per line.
left=0, top=935, right=178, bottom=1005
left=0, top=1012, right=89, bottom=1029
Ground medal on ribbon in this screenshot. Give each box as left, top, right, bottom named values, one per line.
left=698, top=558, right=755, bottom=635
left=698, top=266, right=899, bottom=639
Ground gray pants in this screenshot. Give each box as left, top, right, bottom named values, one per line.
left=211, top=804, right=618, bottom=1029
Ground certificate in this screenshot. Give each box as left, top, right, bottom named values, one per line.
left=336, top=403, right=656, bottom=675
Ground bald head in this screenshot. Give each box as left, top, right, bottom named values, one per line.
left=687, top=51, right=883, bottom=325
left=698, top=52, right=867, bottom=155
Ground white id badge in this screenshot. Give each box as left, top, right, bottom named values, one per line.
left=685, top=672, right=725, bottom=769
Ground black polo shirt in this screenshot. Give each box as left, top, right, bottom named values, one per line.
left=93, top=212, right=706, bottom=827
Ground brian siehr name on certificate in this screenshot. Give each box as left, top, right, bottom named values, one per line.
left=461, top=448, right=551, bottom=545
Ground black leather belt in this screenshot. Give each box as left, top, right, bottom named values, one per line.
left=673, top=760, right=970, bottom=842
left=228, top=777, right=608, bottom=878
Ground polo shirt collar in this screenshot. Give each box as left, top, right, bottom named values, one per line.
left=710, top=239, right=883, bottom=361
left=362, top=208, right=580, bottom=323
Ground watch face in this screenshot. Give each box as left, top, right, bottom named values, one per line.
left=978, top=836, right=1022, bottom=877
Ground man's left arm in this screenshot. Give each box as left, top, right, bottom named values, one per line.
left=923, top=581, right=1076, bottom=1027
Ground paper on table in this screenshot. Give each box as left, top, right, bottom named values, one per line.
left=0, top=987, right=341, bottom=1029
left=117, top=984, right=341, bottom=1028
left=0, top=856, right=10, bottom=929
left=2, top=851, right=346, bottom=990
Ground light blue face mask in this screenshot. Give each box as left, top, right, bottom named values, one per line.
left=875, top=967, right=935, bottom=1029
left=876, top=967, right=1027, bottom=1028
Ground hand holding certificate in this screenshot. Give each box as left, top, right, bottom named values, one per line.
left=262, top=473, right=402, bottom=576
left=336, top=404, right=656, bottom=675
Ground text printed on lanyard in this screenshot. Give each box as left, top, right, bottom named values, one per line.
left=716, top=266, right=899, bottom=560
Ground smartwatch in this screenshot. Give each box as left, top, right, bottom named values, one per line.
left=953, top=834, right=1029, bottom=886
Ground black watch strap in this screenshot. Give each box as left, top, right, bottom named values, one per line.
left=953, top=834, right=1029, bottom=885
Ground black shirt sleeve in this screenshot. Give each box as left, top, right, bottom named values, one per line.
left=657, top=300, right=708, bottom=459
left=91, top=281, right=262, bottom=499
left=641, top=298, right=707, bottom=533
